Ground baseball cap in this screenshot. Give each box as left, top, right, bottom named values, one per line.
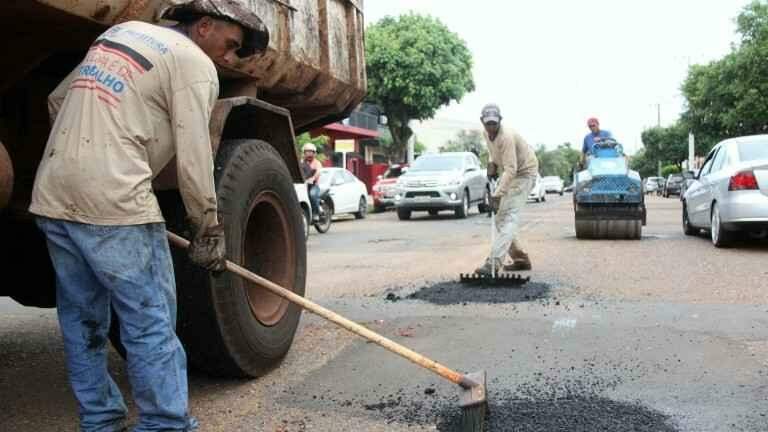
left=481, top=104, right=502, bottom=124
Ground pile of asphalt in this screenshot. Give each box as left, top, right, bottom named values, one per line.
left=435, top=395, right=678, bottom=431
left=403, top=281, right=551, bottom=305
left=357, top=383, right=677, bottom=432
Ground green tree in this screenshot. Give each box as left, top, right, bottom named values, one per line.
left=439, top=129, right=488, bottom=165
left=366, top=14, right=474, bottom=158
left=296, top=133, right=329, bottom=161
left=661, top=164, right=682, bottom=177
left=640, top=122, right=689, bottom=169
left=629, top=148, right=658, bottom=179
left=533, top=143, right=581, bottom=181
left=682, top=1, right=768, bottom=152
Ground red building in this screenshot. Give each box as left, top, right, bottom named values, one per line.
left=309, top=106, right=389, bottom=193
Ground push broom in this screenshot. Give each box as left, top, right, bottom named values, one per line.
left=167, top=231, right=489, bottom=431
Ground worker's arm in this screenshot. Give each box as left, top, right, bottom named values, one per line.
left=171, top=81, right=220, bottom=231
left=494, top=134, right=520, bottom=197
left=47, top=66, right=79, bottom=126
left=307, top=160, right=322, bottom=184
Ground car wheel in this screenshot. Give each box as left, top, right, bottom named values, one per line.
left=542, top=194, right=546, bottom=202
left=559, top=191, right=564, bottom=196
left=478, top=188, right=490, bottom=213
left=682, top=201, right=697, bottom=236
left=454, top=192, right=469, bottom=219
left=397, top=208, right=412, bottom=221
left=428, top=209, right=439, bottom=216
left=354, top=196, right=367, bottom=219
left=711, top=203, right=733, bottom=248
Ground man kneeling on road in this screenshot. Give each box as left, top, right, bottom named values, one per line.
left=28, top=2, right=268, bottom=430
left=475, top=104, right=539, bottom=275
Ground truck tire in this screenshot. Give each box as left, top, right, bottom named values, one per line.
left=397, top=208, right=411, bottom=220
left=159, top=139, right=306, bottom=378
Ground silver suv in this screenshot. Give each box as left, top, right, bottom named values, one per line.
left=394, top=152, right=489, bottom=220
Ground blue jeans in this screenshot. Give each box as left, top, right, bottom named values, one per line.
left=36, top=218, right=197, bottom=432
left=308, top=184, right=320, bottom=215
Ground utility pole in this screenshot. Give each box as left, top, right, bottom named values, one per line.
left=657, top=103, right=661, bottom=127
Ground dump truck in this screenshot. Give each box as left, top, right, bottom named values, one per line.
left=0, top=0, right=366, bottom=378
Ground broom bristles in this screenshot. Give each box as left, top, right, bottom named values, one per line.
left=460, top=402, right=487, bottom=432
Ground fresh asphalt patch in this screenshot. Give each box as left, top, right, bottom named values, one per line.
left=393, top=280, right=551, bottom=305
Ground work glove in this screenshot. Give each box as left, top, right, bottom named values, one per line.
left=490, top=195, right=502, bottom=214
left=487, top=162, right=499, bottom=181
left=188, top=221, right=227, bottom=273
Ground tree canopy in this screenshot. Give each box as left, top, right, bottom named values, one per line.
left=365, top=14, right=474, bottom=157
left=681, top=1, right=768, bottom=153
left=535, top=143, right=581, bottom=181
left=439, top=130, right=488, bottom=165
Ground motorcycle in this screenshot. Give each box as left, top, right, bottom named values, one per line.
left=302, top=161, right=333, bottom=234
left=313, top=187, right=333, bottom=234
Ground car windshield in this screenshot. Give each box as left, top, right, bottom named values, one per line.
left=383, top=167, right=404, bottom=178
left=738, top=140, right=768, bottom=162
left=669, top=175, right=683, bottom=182
left=543, top=177, right=560, bottom=183
left=409, top=156, right=463, bottom=172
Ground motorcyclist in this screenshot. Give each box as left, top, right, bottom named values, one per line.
left=301, top=143, right=323, bottom=220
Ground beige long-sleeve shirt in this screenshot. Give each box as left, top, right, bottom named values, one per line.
left=30, top=21, right=219, bottom=229
left=485, top=126, right=539, bottom=197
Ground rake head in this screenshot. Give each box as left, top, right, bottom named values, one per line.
left=459, top=272, right=530, bottom=287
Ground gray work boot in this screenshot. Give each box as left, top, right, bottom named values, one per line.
left=504, top=251, right=532, bottom=271
left=503, top=259, right=532, bottom=271
left=474, top=258, right=504, bottom=276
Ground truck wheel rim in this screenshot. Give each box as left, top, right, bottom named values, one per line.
left=244, top=191, right=294, bottom=326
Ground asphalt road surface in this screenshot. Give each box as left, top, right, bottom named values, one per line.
left=2, top=194, right=767, bottom=431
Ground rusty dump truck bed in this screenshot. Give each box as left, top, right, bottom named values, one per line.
left=0, top=0, right=366, bottom=132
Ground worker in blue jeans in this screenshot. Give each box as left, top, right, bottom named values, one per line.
left=28, top=2, right=269, bottom=431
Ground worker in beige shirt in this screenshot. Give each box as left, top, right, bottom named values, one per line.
left=28, top=2, right=268, bottom=431
left=476, top=104, right=539, bottom=276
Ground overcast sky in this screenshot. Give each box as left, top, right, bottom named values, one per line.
left=364, top=0, right=750, bottom=154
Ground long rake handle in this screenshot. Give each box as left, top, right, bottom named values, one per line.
left=167, top=231, right=476, bottom=389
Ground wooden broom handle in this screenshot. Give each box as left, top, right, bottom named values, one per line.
left=166, top=231, right=477, bottom=389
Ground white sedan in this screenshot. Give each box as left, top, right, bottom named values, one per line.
left=528, top=174, right=546, bottom=202
left=318, top=168, right=370, bottom=219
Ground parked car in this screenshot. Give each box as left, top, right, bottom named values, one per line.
left=663, top=173, right=685, bottom=197
left=372, top=164, right=408, bottom=212
left=680, top=170, right=698, bottom=200
left=394, top=152, right=489, bottom=220
left=541, top=176, right=564, bottom=195
left=317, top=168, right=369, bottom=219
left=294, top=183, right=312, bottom=239
left=643, top=176, right=663, bottom=194
left=528, top=174, right=546, bottom=202
left=682, top=135, right=768, bottom=247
